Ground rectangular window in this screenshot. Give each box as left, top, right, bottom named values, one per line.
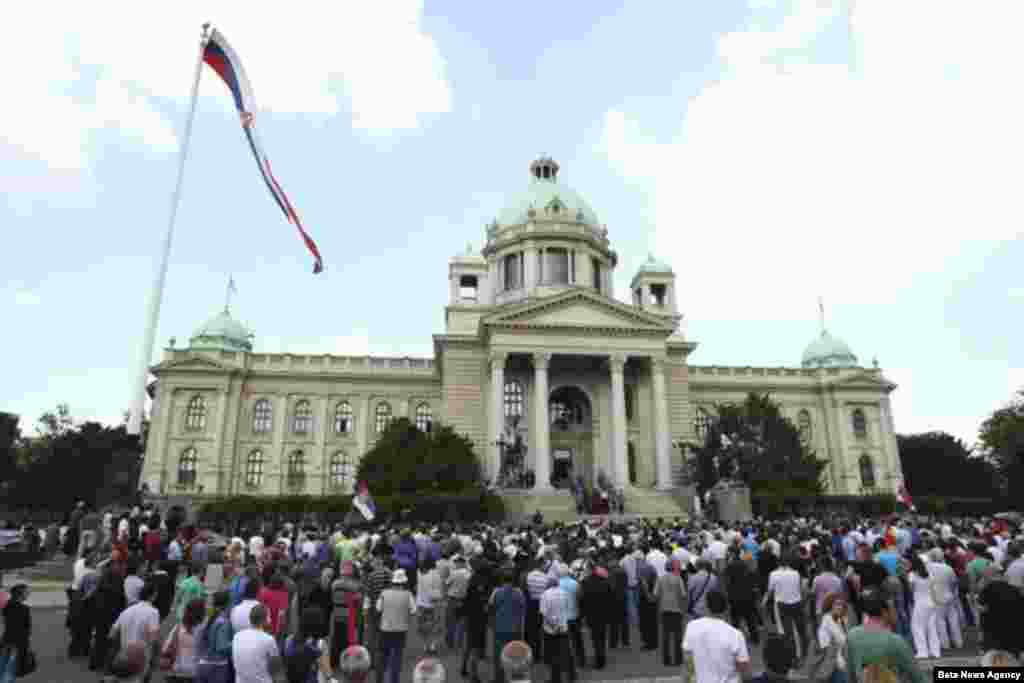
left=650, top=283, right=667, bottom=306
left=503, top=253, right=522, bottom=290
left=592, top=258, right=601, bottom=292
left=543, top=248, right=570, bottom=284
left=570, top=250, right=576, bottom=283
left=459, top=275, right=478, bottom=301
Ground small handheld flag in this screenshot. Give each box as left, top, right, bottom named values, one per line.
left=353, top=481, right=376, bottom=522
left=202, top=28, right=324, bottom=274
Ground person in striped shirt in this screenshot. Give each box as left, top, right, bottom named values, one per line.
left=525, top=560, right=549, bottom=661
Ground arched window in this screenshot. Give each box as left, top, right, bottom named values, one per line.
left=375, top=402, right=392, bottom=433
left=245, top=450, right=264, bottom=488
left=185, top=396, right=206, bottom=431
left=695, top=408, right=712, bottom=443
left=859, top=454, right=876, bottom=489
left=797, top=410, right=813, bottom=445
left=330, top=451, right=353, bottom=490
left=177, top=447, right=197, bottom=487
left=292, top=400, right=312, bottom=435
left=252, top=399, right=272, bottom=434
left=852, top=409, right=867, bottom=440
left=286, top=450, right=306, bottom=489
left=627, top=442, right=637, bottom=485
left=504, top=380, right=523, bottom=418
left=334, top=401, right=353, bottom=435
left=415, top=403, right=433, bottom=432
left=625, top=385, right=635, bottom=422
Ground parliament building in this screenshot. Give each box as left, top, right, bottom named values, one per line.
left=139, top=158, right=905, bottom=516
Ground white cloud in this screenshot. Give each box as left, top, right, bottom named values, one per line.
left=598, top=0, right=1024, bottom=323
left=0, top=0, right=451, bottom=169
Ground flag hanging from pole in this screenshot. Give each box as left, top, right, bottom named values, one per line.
left=202, top=28, right=324, bottom=274
left=897, top=482, right=916, bottom=511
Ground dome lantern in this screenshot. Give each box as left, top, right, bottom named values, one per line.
left=529, top=157, right=560, bottom=182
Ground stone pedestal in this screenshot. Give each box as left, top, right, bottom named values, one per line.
left=712, top=482, right=752, bottom=524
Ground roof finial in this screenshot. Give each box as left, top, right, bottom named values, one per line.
left=818, top=296, right=826, bottom=336
left=225, top=275, right=238, bottom=313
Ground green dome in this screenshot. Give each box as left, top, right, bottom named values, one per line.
left=497, top=158, right=601, bottom=227
left=637, top=253, right=673, bottom=275
left=190, top=308, right=254, bottom=352
left=801, top=330, right=858, bottom=369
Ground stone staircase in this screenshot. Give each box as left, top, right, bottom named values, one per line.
left=500, top=490, right=577, bottom=522
left=624, top=487, right=693, bottom=519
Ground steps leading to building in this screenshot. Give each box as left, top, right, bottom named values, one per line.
left=625, top=487, right=692, bottom=519
left=500, top=490, right=576, bottom=522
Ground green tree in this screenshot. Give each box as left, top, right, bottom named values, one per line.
left=0, top=412, right=22, bottom=498
left=686, top=393, right=829, bottom=497
left=979, top=389, right=1024, bottom=491
left=897, top=432, right=999, bottom=498
left=8, top=405, right=142, bottom=509
left=356, top=418, right=480, bottom=495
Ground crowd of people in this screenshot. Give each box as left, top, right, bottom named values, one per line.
left=1, top=501, right=1024, bottom=683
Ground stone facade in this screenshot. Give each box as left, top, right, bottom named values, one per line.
left=140, top=158, right=904, bottom=504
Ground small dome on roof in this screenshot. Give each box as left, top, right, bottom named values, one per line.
left=801, top=330, right=858, bottom=369
left=636, top=253, right=673, bottom=275
left=190, top=308, right=254, bottom=352
left=496, top=157, right=601, bottom=227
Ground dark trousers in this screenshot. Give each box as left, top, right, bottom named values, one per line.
left=67, top=593, right=92, bottom=658
left=567, top=619, right=585, bottom=667
left=544, top=632, right=575, bottom=683
left=587, top=618, right=607, bottom=668
left=778, top=601, right=809, bottom=660
left=89, top=615, right=115, bottom=671
left=526, top=598, right=543, bottom=660
left=608, top=599, right=629, bottom=647
left=661, top=612, right=684, bottom=666
left=378, top=632, right=406, bottom=683
left=731, top=599, right=761, bottom=644
left=639, top=598, right=658, bottom=649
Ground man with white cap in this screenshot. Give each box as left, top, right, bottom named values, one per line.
left=377, top=569, right=417, bottom=683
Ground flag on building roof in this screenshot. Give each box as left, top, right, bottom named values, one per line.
left=353, top=481, right=376, bottom=522
left=202, top=29, right=323, bottom=274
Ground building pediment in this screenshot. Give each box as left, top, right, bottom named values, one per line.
left=151, top=354, right=235, bottom=375
left=481, top=288, right=674, bottom=334
left=830, top=369, right=898, bottom=392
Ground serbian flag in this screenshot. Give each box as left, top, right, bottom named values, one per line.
left=202, top=29, right=324, bottom=274
left=353, top=481, right=376, bottom=522
left=897, top=482, right=916, bottom=511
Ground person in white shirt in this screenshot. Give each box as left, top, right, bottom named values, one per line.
left=927, top=549, right=962, bottom=651
left=232, top=577, right=264, bottom=633
left=908, top=554, right=941, bottom=659
left=108, top=581, right=161, bottom=680
left=232, top=604, right=283, bottom=683
left=683, top=590, right=751, bottom=683
left=813, top=593, right=849, bottom=680
left=764, top=553, right=808, bottom=661
left=646, top=546, right=669, bottom=579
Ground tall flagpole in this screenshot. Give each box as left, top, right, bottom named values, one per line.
left=128, top=22, right=211, bottom=436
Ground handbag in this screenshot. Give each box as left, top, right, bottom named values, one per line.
left=159, top=624, right=180, bottom=671
left=15, top=649, right=37, bottom=678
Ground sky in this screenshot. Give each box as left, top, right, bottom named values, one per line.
left=2, top=0, right=1021, bottom=449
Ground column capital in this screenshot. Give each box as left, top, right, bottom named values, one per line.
left=608, top=354, right=627, bottom=373
left=532, top=352, right=552, bottom=370
left=489, top=351, right=508, bottom=367
left=650, top=356, right=667, bottom=372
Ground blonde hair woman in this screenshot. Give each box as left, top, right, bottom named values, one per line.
left=811, top=592, right=849, bottom=683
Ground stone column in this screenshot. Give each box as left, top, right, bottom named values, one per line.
left=609, top=354, right=629, bottom=487
left=533, top=353, right=552, bottom=491
left=490, top=352, right=507, bottom=483
left=651, top=358, right=673, bottom=490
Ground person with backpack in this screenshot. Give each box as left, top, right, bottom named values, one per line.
left=282, top=606, right=334, bottom=683
left=196, top=591, right=234, bottom=683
